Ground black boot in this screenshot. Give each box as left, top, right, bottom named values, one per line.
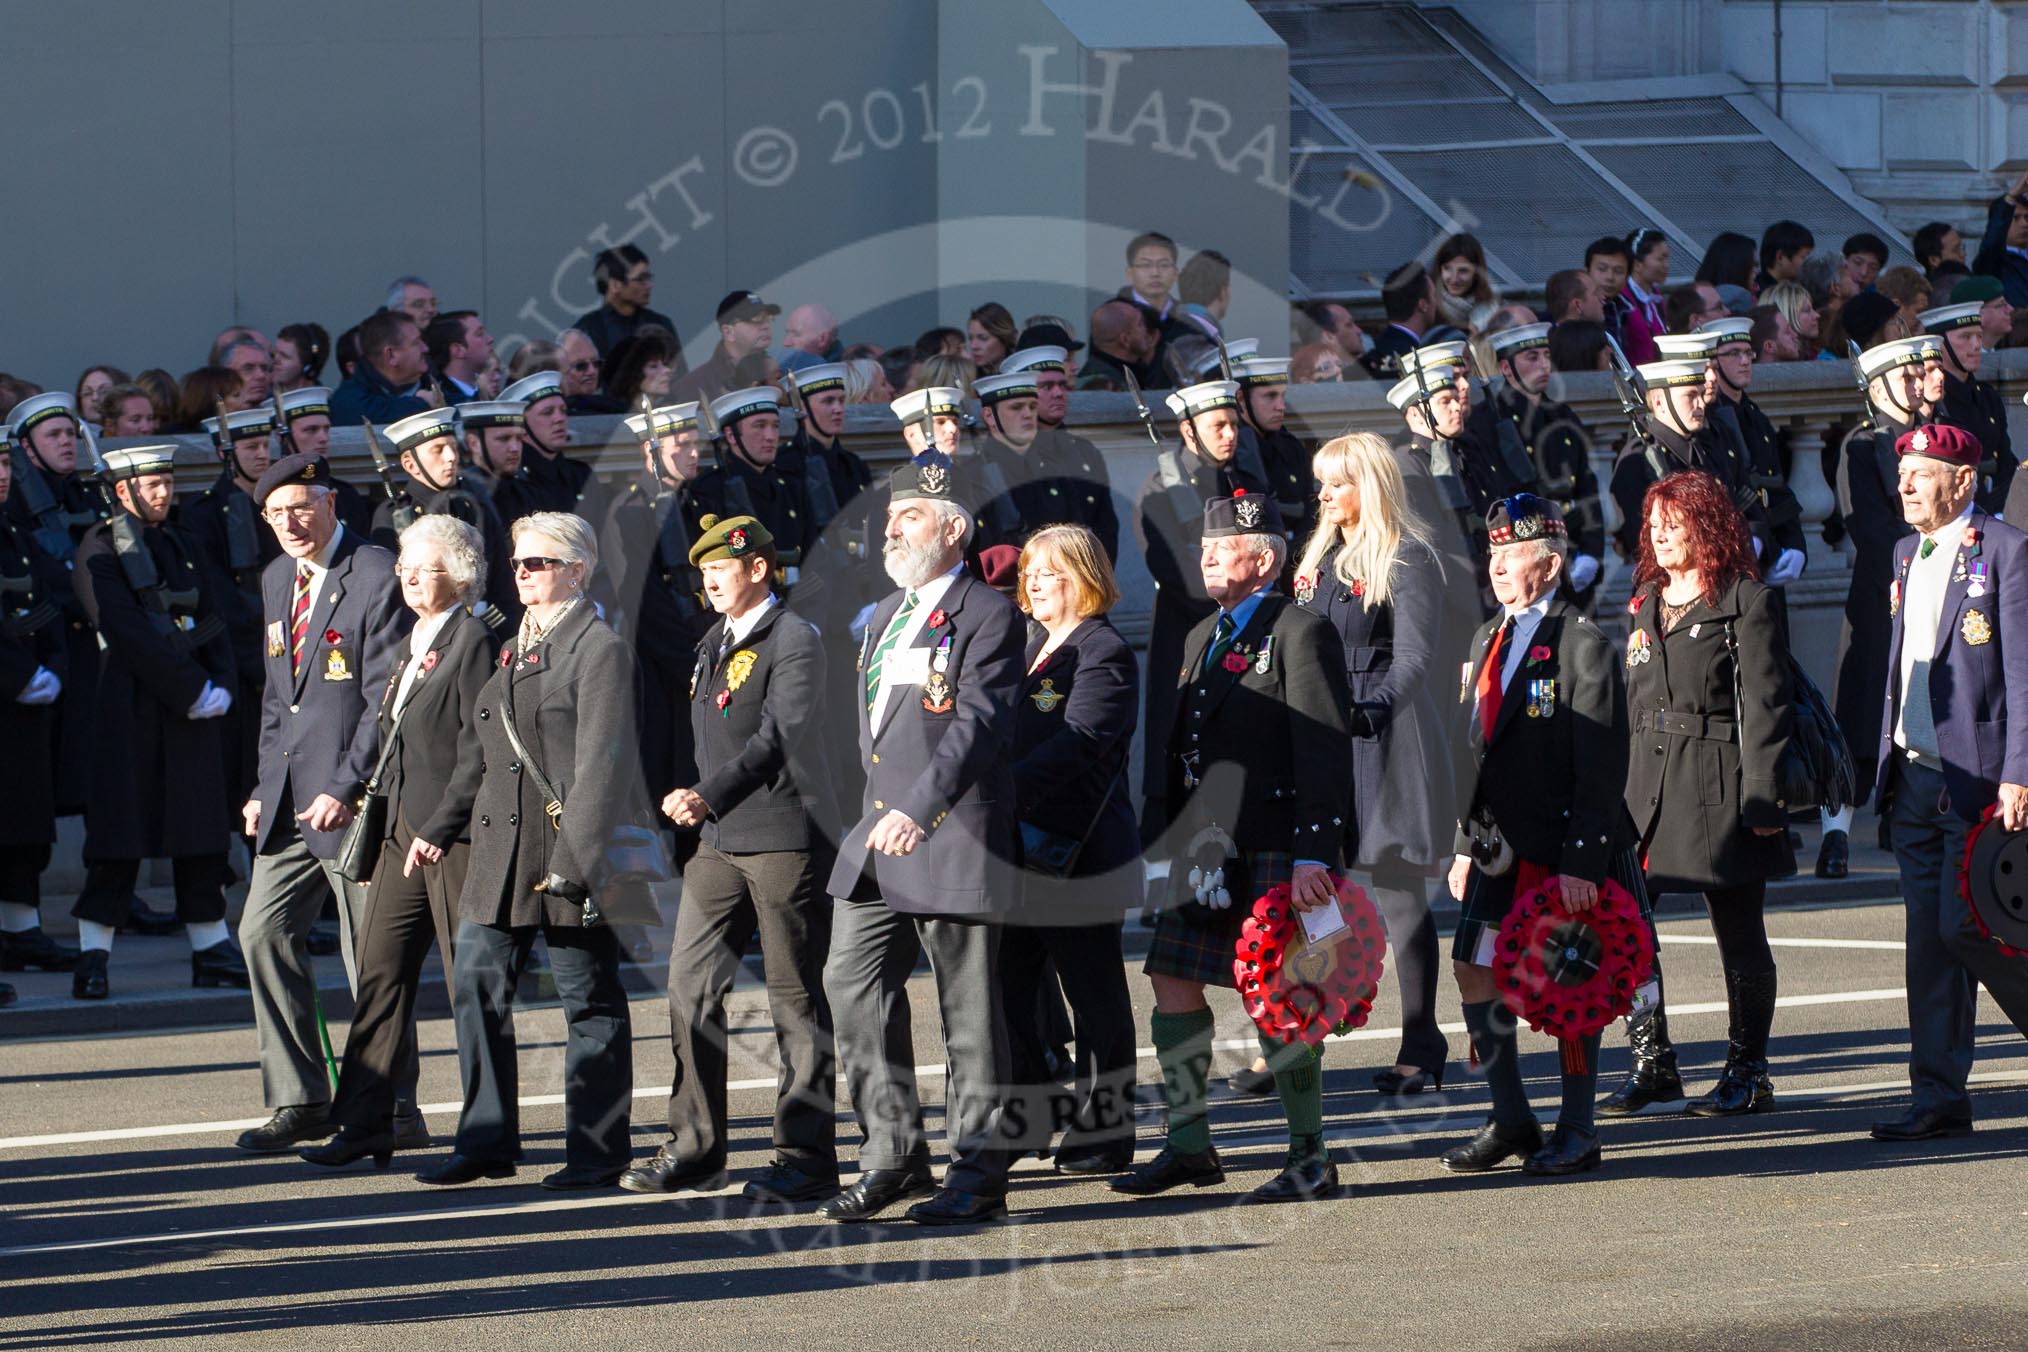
left=71, top=949, right=109, bottom=1000
left=1815, top=829, right=1849, bottom=880
left=1599, top=984, right=1682, bottom=1117
left=1688, top=968, right=1777, bottom=1117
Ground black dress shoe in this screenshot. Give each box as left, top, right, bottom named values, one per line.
left=815, top=1168, right=936, bottom=1222
left=305, top=926, right=340, bottom=957
left=541, top=1162, right=628, bottom=1191
left=236, top=1104, right=333, bottom=1153
left=1598, top=1062, right=1685, bottom=1117
left=618, top=1143, right=727, bottom=1195
left=1054, top=1142, right=1135, bottom=1175
left=1226, top=1063, right=1275, bottom=1096
left=1439, top=1119, right=1544, bottom=1174
left=391, top=1104, right=431, bottom=1150
left=301, top=1130, right=395, bottom=1169
left=1870, top=1107, right=1973, bottom=1142
left=1815, top=829, right=1850, bottom=880
left=1522, top=1128, right=1603, bottom=1177
left=191, top=941, right=251, bottom=989
left=418, top=1153, right=516, bottom=1186
left=1686, top=1059, right=1773, bottom=1117
left=71, top=950, right=109, bottom=1001
left=1247, top=1141, right=1339, bottom=1203
left=743, top=1160, right=840, bottom=1203
left=119, top=897, right=181, bottom=937
left=1109, top=1144, right=1225, bottom=1195
left=906, top=1187, right=1008, bottom=1225
left=1, top=926, right=80, bottom=972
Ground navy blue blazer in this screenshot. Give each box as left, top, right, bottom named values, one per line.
left=1014, top=614, right=1140, bottom=880
left=1875, top=510, right=2028, bottom=820
left=251, top=527, right=408, bottom=857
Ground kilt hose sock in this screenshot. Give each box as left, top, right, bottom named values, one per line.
left=1557, top=1031, right=1604, bottom=1134
left=1259, top=1032, right=1324, bottom=1142
left=1463, top=999, right=1532, bottom=1129
left=1150, top=1007, right=1216, bottom=1153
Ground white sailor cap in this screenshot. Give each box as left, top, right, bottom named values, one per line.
left=1486, top=322, right=1552, bottom=356
left=1652, top=333, right=1718, bottom=360
left=276, top=386, right=332, bottom=422
left=7, top=393, right=78, bottom=439
left=711, top=386, right=780, bottom=427
left=456, top=400, right=524, bottom=430
left=1187, top=338, right=1260, bottom=378
left=999, top=345, right=1068, bottom=375
left=891, top=387, right=966, bottom=423
left=200, top=406, right=277, bottom=446
left=624, top=402, right=702, bottom=440
left=500, top=371, right=565, bottom=406
left=1636, top=359, right=1709, bottom=390
left=1233, top=357, right=1291, bottom=388
left=1912, top=334, right=1945, bottom=362
left=1164, top=380, right=1241, bottom=419
left=385, top=407, right=461, bottom=454
left=1386, top=375, right=1440, bottom=411
left=1400, top=342, right=1469, bottom=378
left=1695, top=317, right=1755, bottom=348
left=1918, top=301, right=1984, bottom=334
left=101, top=444, right=178, bottom=481
left=789, top=363, right=848, bottom=397
left=974, top=372, right=1039, bottom=405
left=1857, top=336, right=1931, bottom=380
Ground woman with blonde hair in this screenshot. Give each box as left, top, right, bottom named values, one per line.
left=908, top=352, right=978, bottom=400
left=1230, top=432, right=1458, bottom=1099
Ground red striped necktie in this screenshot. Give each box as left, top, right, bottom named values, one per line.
left=290, top=563, right=313, bottom=676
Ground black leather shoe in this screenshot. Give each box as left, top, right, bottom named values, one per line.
left=743, top=1160, right=840, bottom=1203
left=1599, top=1062, right=1686, bottom=1116
left=1109, top=1144, right=1225, bottom=1195
left=1226, top=1063, right=1275, bottom=1096
left=1687, top=1059, right=1773, bottom=1117
left=1, top=926, right=80, bottom=972
left=1870, top=1108, right=1973, bottom=1142
left=236, top=1104, right=333, bottom=1153
left=1247, top=1142, right=1339, bottom=1202
left=417, top=1153, right=516, bottom=1185
left=391, top=1103, right=431, bottom=1150
left=306, top=926, right=340, bottom=957
left=816, top=1168, right=936, bottom=1222
left=71, top=950, right=109, bottom=1001
left=618, top=1143, right=727, bottom=1195
left=1054, top=1142, right=1135, bottom=1175
left=1439, top=1119, right=1544, bottom=1174
left=0, top=981, right=14, bottom=1008
left=906, top=1187, right=1008, bottom=1225
left=119, top=897, right=181, bottom=937
left=541, top=1163, right=628, bottom=1191
left=1522, top=1128, right=1603, bottom=1177
left=301, top=1130, right=394, bottom=1169
left=191, top=941, right=251, bottom=989
left=1815, top=829, right=1850, bottom=880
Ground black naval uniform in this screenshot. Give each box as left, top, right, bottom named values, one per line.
left=1936, top=369, right=2016, bottom=514
left=1465, top=382, right=1607, bottom=601
left=0, top=515, right=65, bottom=917
left=70, top=510, right=237, bottom=928
left=183, top=465, right=282, bottom=823
left=1832, top=412, right=1917, bottom=793
left=367, top=470, right=519, bottom=629
left=515, top=447, right=601, bottom=521
left=1609, top=419, right=1761, bottom=559
left=970, top=427, right=1121, bottom=559
left=4, top=448, right=101, bottom=813
left=694, top=453, right=819, bottom=583
left=1706, top=391, right=1807, bottom=574
left=1238, top=422, right=1314, bottom=560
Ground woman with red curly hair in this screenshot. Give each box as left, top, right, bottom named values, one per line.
left=1602, top=470, right=1796, bottom=1121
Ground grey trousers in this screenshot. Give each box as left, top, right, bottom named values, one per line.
left=239, top=820, right=416, bottom=1110
left=823, top=895, right=1015, bottom=1197
left=1888, top=760, right=2028, bottom=1117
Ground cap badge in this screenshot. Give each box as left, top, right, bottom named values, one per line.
left=920, top=463, right=947, bottom=493
left=1911, top=430, right=1930, bottom=452
left=1234, top=498, right=1262, bottom=529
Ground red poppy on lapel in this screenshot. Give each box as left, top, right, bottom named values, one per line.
left=499, top=650, right=512, bottom=669
left=1626, top=596, right=1642, bottom=615
left=715, top=689, right=731, bottom=713
left=926, top=608, right=948, bottom=631
left=324, top=629, right=342, bottom=644
left=1349, top=579, right=1365, bottom=598
left=524, top=650, right=540, bottom=665
left=420, top=650, right=439, bottom=673
left=1529, top=645, right=1552, bottom=664
left=1221, top=651, right=1248, bottom=674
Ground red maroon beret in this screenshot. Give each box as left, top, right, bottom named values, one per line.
left=1895, top=423, right=1982, bottom=468
left=975, top=544, right=1021, bottom=593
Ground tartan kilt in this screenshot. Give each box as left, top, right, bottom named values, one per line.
left=1144, top=851, right=1293, bottom=987
left=1450, top=846, right=1651, bottom=965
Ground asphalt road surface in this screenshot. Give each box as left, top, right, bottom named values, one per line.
left=3, top=899, right=2025, bottom=1351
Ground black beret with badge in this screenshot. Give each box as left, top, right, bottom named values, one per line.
left=253, top=452, right=333, bottom=504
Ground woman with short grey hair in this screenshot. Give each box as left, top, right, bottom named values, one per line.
left=400, top=514, right=486, bottom=607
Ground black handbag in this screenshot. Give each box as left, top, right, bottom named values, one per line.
left=333, top=700, right=410, bottom=884
left=1725, top=621, right=1856, bottom=814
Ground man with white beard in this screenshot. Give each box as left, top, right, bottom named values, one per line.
left=818, top=449, right=1027, bottom=1226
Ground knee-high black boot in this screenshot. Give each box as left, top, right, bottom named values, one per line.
left=1687, top=966, right=1777, bottom=1117
left=1598, top=959, right=1683, bottom=1116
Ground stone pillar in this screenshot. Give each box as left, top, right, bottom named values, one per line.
left=1772, top=418, right=1854, bottom=690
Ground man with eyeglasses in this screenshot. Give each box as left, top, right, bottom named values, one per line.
left=370, top=408, right=517, bottom=630
left=557, top=328, right=623, bottom=416
left=500, top=371, right=601, bottom=521
left=235, top=452, right=414, bottom=1157
left=574, top=244, right=683, bottom=364
left=1116, top=230, right=1197, bottom=373
left=672, top=291, right=782, bottom=407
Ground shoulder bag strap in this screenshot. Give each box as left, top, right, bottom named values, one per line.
left=498, top=666, right=564, bottom=830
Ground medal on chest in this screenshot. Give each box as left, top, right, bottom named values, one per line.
left=1253, top=635, right=1274, bottom=676
left=922, top=636, right=955, bottom=713
left=1526, top=677, right=1557, bottom=718
left=1030, top=677, right=1064, bottom=713
left=1968, top=559, right=1990, bottom=600
left=1625, top=628, right=1652, bottom=668
left=266, top=620, right=286, bottom=659
left=1963, top=608, right=1993, bottom=646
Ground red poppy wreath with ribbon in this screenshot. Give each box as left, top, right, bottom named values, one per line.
left=1959, top=803, right=2028, bottom=959
left=1491, top=863, right=1654, bottom=1072
left=1233, top=874, right=1387, bottom=1046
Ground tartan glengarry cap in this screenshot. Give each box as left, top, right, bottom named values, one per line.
left=687, top=513, right=774, bottom=568
left=253, top=452, right=334, bottom=504
left=1485, top=493, right=1568, bottom=545
left=1894, top=423, right=1982, bottom=468
left=1201, top=487, right=1284, bottom=540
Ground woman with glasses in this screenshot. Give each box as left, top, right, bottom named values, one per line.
left=415, top=512, right=654, bottom=1190
left=302, top=517, right=497, bottom=1169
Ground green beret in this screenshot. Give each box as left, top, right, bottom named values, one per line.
left=1951, top=274, right=2006, bottom=306
left=687, top=513, right=773, bottom=568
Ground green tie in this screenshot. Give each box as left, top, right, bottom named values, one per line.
left=864, top=590, right=920, bottom=711
left=1203, top=612, right=1237, bottom=675
left=1919, top=538, right=1937, bottom=560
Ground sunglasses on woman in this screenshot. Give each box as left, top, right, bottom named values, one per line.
left=511, top=556, right=569, bottom=574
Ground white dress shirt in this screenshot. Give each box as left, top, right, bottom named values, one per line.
left=717, top=593, right=778, bottom=653
left=391, top=608, right=455, bottom=716
left=1894, top=507, right=1973, bottom=768
left=870, top=564, right=963, bottom=730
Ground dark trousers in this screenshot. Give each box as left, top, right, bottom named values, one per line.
left=1372, top=869, right=1448, bottom=1069
left=329, top=826, right=465, bottom=1133
left=998, top=919, right=1137, bottom=1151
left=449, top=917, right=633, bottom=1169
left=73, top=855, right=227, bottom=926
left=1887, top=760, right=2028, bottom=1116
left=0, top=844, right=50, bottom=908
left=662, top=842, right=836, bottom=1177
left=823, top=895, right=1015, bottom=1196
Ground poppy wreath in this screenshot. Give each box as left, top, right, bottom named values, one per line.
left=1492, top=868, right=1654, bottom=1064
left=1233, top=874, right=1386, bottom=1046
left=1959, top=803, right=2028, bottom=960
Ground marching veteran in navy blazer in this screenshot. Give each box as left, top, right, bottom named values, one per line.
left=821, top=450, right=1027, bottom=1227
left=1870, top=422, right=2028, bottom=1143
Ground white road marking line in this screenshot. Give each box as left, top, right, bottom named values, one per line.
left=0, top=988, right=1922, bottom=1153
left=1659, top=935, right=1907, bottom=951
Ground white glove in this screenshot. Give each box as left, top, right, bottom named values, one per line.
left=783, top=565, right=801, bottom=586
left=14, top=666, right=59, bottom=705
left=1766, top=548, right=1806, bottom=586
left=848, top=601, right=878, bottom=641
left=1567, top=554, right=1601, bottom=592
left=187, top=681, right=230, bottom=720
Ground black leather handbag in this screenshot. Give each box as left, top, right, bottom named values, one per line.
left=1726, top=621, right=1856, bottom=814
left=334, top=709, right=405, bottom=884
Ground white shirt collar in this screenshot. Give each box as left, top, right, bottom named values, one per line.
left=1920, top=505, right=1975, bottom=553
left=298, top=523, right=345, bottom=579
left=409, top=607, right=455, bottom=656
left=722, top=592, right=778, bottom=647
left=905, top=562, right=965, bottom=612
